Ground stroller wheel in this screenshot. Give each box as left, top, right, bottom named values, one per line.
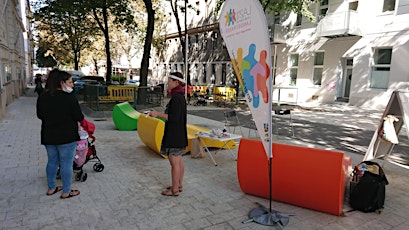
left=75, top=171, right=88, bottom=182
left=93, top=163, right=104, bottom=172
left=75, top=172, right=82, bottom=181
left=80, top=172, right=87, bottom=182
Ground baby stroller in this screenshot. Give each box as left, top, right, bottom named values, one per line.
left=193, top=95, right=207, bottom=106
left=73, top=119, right=104, bottom=182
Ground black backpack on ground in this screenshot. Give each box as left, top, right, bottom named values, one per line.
left=349, top=161, right=388, bottom=213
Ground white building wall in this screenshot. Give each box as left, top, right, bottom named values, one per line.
left=271, top=0, right=409, bottom=109
left=157, top=0, right=409, bottom=109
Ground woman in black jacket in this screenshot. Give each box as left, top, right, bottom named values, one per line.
left=149, top=72, right=188, bottom=196
left=34, top=75, right=44, bottom=96
left=37, top=69, right=84, bottom=199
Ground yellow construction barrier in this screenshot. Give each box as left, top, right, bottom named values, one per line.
left=99, top=85, right=137, bottom=101
left=191, top=85, right=208, bottom=96
left=213, top=86, right=236, bottom=101
left=137, top=115, right=236, bottom=158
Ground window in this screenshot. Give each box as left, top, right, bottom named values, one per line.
left=318, top=0, right=328, bottom=21
left=203, top=63, right=207, bottom=83
left=222, top=63, right=227, bottom=85
left=212, top=32, right=218, bottom=50
left=194, top=64, right=198, bottom=83
left=272, top=54, right=277, bottom=85
left=0, top=63, right=4, bottom=87
left=211, top=64, right=216, bottom=84
left=187, top=35, right=191, bottom=50
left=202, top=34, right=208, bottom=50
left=289, top=54, right=299, bottom=86
left=349, top=1, right=358, bottom=11
left=295, top=14, right=302, bottom=26
left=313, top=52, right=324, bottom=86
left=195, top=35, right=199, bottom=51
left=274, top=13, right=280, bottom=24
left=371, top=48, right=392, bottom=89
left=5, top=64, right=11, bottom=83
left=383, top=0, right=395, bottom=12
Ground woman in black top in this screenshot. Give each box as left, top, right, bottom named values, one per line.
left=37, top=69, right=84, bottom=199
left=149, top=72, right=188, bottom=196
left=34, top=75, right=44, bottom=96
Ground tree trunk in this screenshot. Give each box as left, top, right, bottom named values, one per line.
left=93, top=58, right=99, bottom=75
left=103, top=6, right=112, bottom=83
left=74, top=52, right=79, bottom=70
left=137, top=0, right=154, bottom=105
left=172, top=1, right=189, bottom=85
left=91, top=4, right=112, bottom=83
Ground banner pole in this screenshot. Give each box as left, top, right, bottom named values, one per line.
left=268, top=44, right=275, bottom=212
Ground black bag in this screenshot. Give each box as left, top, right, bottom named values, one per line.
left=349, top=161, right=388, bottom=213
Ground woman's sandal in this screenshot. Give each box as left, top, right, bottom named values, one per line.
left=60, top=190, right=80, bottom=199
left=46, top=186, right=62, bottom=196
left=166, top=186, right=183, bottom=192
left=161, top=188, right=179, bottom=197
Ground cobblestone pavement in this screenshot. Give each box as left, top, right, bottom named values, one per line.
left=1, top=91, right=409, bottom=230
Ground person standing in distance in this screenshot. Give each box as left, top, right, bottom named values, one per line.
left=34, top=74, right=44, bottom=97
left=37, top=69, right=84, bottom=199
left=149, top=72, right=188, bottom=196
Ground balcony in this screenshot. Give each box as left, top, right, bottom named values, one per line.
left=269, top=24, right=287, bottom=44
left=316, top=11, right=361, bottom=38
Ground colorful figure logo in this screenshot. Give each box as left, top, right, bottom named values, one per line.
left=232, top=43, right=270, bottom=108
left=224, top=9, right=237, bottom=26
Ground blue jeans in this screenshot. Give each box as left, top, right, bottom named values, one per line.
left=45, top=142, right=77, bottom=193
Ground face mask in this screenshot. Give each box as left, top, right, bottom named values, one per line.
left=63, top=87, right=73, bottom=93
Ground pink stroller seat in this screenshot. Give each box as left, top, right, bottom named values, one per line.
left=75, top=130, right=89, bottom=167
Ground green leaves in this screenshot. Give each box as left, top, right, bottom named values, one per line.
left=215, top=0, right=318, bottom=21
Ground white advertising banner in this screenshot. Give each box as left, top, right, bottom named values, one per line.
left=219, top=0, right=272, bottom=157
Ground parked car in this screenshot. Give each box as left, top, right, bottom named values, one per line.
left=65, top=70, right=85, bottom=83
left=80, top=75, right=106, bottom=84
left=74, top=79, right=102, bottom=94
left=124, top=79, right=140, bottom=86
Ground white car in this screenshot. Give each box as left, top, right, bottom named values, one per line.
left=125, top=80, right=140, bottom=86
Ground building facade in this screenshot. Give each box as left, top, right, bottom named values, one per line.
left=155, top=0, right=234, bottom=90
left=0, top=0, right=33, bottom=119
left=157, top=0, right=409, bottom=109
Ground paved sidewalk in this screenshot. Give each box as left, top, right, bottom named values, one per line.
left=1, top=93, right=409, bottom=230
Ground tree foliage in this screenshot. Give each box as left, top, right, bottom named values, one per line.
left=83, top=0, right=136, bottom=83
left=32, top=0, right=99, bottom=70
left=35, top=44, right=58, bottom=68
left=215, top=0, right=319, bottom=21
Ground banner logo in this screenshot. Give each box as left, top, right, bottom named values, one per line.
left=224, top=9, right=236, bottom=26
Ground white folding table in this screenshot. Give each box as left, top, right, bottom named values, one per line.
left=195, top=132, right=242, bottom=166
